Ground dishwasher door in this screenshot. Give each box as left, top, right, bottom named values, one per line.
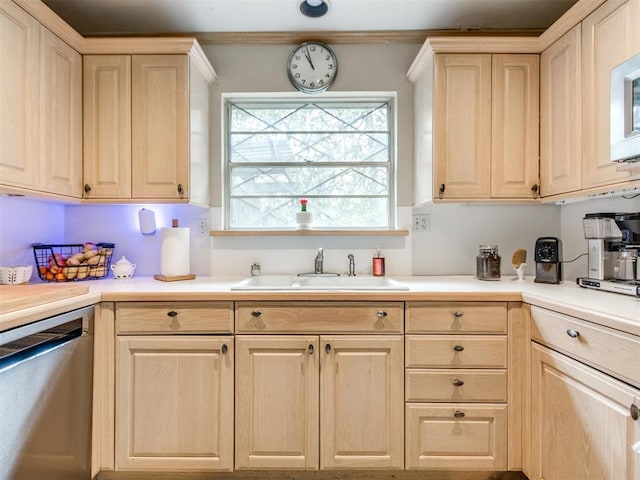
left=0, top=306, right=94, bottom=480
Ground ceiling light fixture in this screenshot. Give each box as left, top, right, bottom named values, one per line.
left=299, top=0, right=329, bottom=18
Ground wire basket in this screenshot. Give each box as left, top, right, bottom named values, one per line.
left=32, top=243, right=115, bottom=282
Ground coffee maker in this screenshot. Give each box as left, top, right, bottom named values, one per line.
left=577, top=212, right=640, bottom=297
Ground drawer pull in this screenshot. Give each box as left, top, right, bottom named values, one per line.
left=453, top=410, right=465, bottom=418
left=452, top=379, right=464, bottom=387
left=566, top=329, right=580, bottom=338
left=167, top=311, right=178, bottom=318
left=325, top=343, right=332, bottom=354
left=308, top=344, right=314, bottom=355
left=377, top=310, right=388, bottom=318
left=631, top=403, right=640, bottom=421
left=453, top=311, right=464, bottom=318
left=221, top=344, right=228, bottom=355
left=251, top=310, right=262, bottom=318
left=453, top=345, right=464, bottom=352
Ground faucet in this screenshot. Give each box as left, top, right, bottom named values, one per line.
left=347, top=254, right=356, bottom=276
left=314, top=248, right=324, bottom=274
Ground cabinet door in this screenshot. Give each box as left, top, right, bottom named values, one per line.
left=131, top=55, right=189, bottom=199
left=406, top=403, right=507, bottom=470
left=116, top=336, right=233, bottom=471
left=434, top=54, right=492, bottom=199
left=530, top=343, right=640, bottom=480
left=540, top=25, right=582, bottom=197
left=320, top=335, right=404, bottom=469
left=0, top=0, right=39, bottom=190
left=40, top=27, right=82, bottom=197
left=235, top=335, right=319, bottom=470
left=582, top=0, right=640, bottom=188
left=491, top=54, right=539, bottom=198
left=83, top=55, right=132, bottom=199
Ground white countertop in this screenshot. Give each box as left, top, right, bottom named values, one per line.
left=1, top=275, right=638, bottom=336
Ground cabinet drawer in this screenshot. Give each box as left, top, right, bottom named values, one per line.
left=531, top=306, right=640, bottom=387
left=405, top=403, right=507, bottom=470
left=406, top=369, right=507, bottom=402
left=116, top=302, right=234, bottom=334
left=406, top=335, right=507, bottom=368
left=406, top=302, right=507, bottom=334
left=236, top=302, right=403, bottom=333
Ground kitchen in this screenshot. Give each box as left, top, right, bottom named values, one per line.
left=1, top=0, right=640, bottom=479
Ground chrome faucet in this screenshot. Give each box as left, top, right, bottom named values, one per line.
left=347, top=254, right=356, bottom=276
left=314, top=248, right=324, bottom=274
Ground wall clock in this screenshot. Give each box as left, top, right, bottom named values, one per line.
left=287, top=41, right=338, bottom=93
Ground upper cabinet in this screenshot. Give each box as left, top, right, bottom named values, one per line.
left=409, top=39, right=540, bottom=204
left=83, top=44, right=215, bottom=206
left=539, top=0, right=640, bottom=200
left=0, top=0, right=82, bottom=199
left=1, top=0, right=215, bottom=205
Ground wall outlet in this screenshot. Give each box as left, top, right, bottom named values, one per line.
left=197, top=217, right=209, bottom=237
left=412, top=214, right=431, bottom=232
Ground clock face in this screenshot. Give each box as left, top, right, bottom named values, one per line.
left=287, top=41, right=338, bottom=93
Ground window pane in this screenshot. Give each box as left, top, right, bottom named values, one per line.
left=226, top=98, right=393, bottom=229
left=230, top=197, right=389, bottom=229
left=230, top=166, right=388, bottom=196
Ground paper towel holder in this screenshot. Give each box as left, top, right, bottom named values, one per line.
left=138, top=208, right=156, bottom=235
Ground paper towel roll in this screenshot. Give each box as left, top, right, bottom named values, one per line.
left=160, top=227, right=190, bottom=276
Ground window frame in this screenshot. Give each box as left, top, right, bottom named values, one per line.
left=222, top=92, right=397, bottom=231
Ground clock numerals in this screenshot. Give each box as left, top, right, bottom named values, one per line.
left=288, top=41, right=337, bottom=93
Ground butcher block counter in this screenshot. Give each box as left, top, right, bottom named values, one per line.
left=1, top=275, right=638, bottom=336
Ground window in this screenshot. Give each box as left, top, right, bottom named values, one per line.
left=225, top=96, right=395, bottom=229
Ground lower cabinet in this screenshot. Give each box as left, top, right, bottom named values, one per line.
left=404, top=302, right=511, bottom=470
left=115, top=302, right=234, bottom=472
left=406, top=403, right=507, bottom=469
left=530, top=343, right=640, bottom=480
left=235, top=334, right=404, bottom=470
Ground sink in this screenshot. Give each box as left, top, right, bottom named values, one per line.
left=231, top=275, right=409, bottom=291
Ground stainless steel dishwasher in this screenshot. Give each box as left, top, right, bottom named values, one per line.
left=0, top=306, right=94, bottom=480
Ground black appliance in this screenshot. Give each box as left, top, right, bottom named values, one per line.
left=534, top=237, right=562, bottom=284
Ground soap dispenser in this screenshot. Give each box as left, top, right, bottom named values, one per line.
left=372, top=247, right=385, bottom=277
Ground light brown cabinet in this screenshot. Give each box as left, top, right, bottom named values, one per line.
left=530, top=344, right=640, bottom=480
left=234, top=302, right=404, bottom=470
left=540, top=0, right=640, bottom=199
left=581, top=0, right=640, bottom=189
left=405, top=302, right=512, bottom=470
left=540, top=25, right=582, bottom=197
left=410, top=43, right=539, bottom=204
left=0, top=0, right=81, bottom=198
left=83, top=49, right=213, bottom=205
left=114, top=302, right=234, bottom=472
left=235, top=334, right=404, bottom=470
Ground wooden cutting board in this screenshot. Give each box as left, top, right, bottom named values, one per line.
left=0, top=283, right=90, bottom=314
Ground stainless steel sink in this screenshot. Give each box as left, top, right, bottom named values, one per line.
left=230, top=275, right=409, bottom=291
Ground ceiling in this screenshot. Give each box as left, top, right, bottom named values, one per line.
left=42, top=0, right=578, bottom=39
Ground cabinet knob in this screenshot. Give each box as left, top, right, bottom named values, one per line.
left=453, top=345, right=464, bottom=352
left=167, top=311, right=178, bottom=318
left=452, top=379, right=464, bottom=387
left=84, top=184, right=91, bottom=194
left=453, top=410, right=465, bottom=418
left=308, top=344, right=314, bottom=355
left=325, top=343, right=332, bottom=354
left=630, top=403, right=639, bottom=421
left=531, top=183, right=539, bottom=198
left=177, top=183, right=184, bottom=196
left=221, top=344, right=228, bottom=355
left=377, top=310, right=388, bottom=318
left=438, top=183, right=446, bottom=199
left=453, top=311, right=464, bottom=318
left=566, top=329, right=580, bottom=338
left=251, top=310, right=262, bottom=317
